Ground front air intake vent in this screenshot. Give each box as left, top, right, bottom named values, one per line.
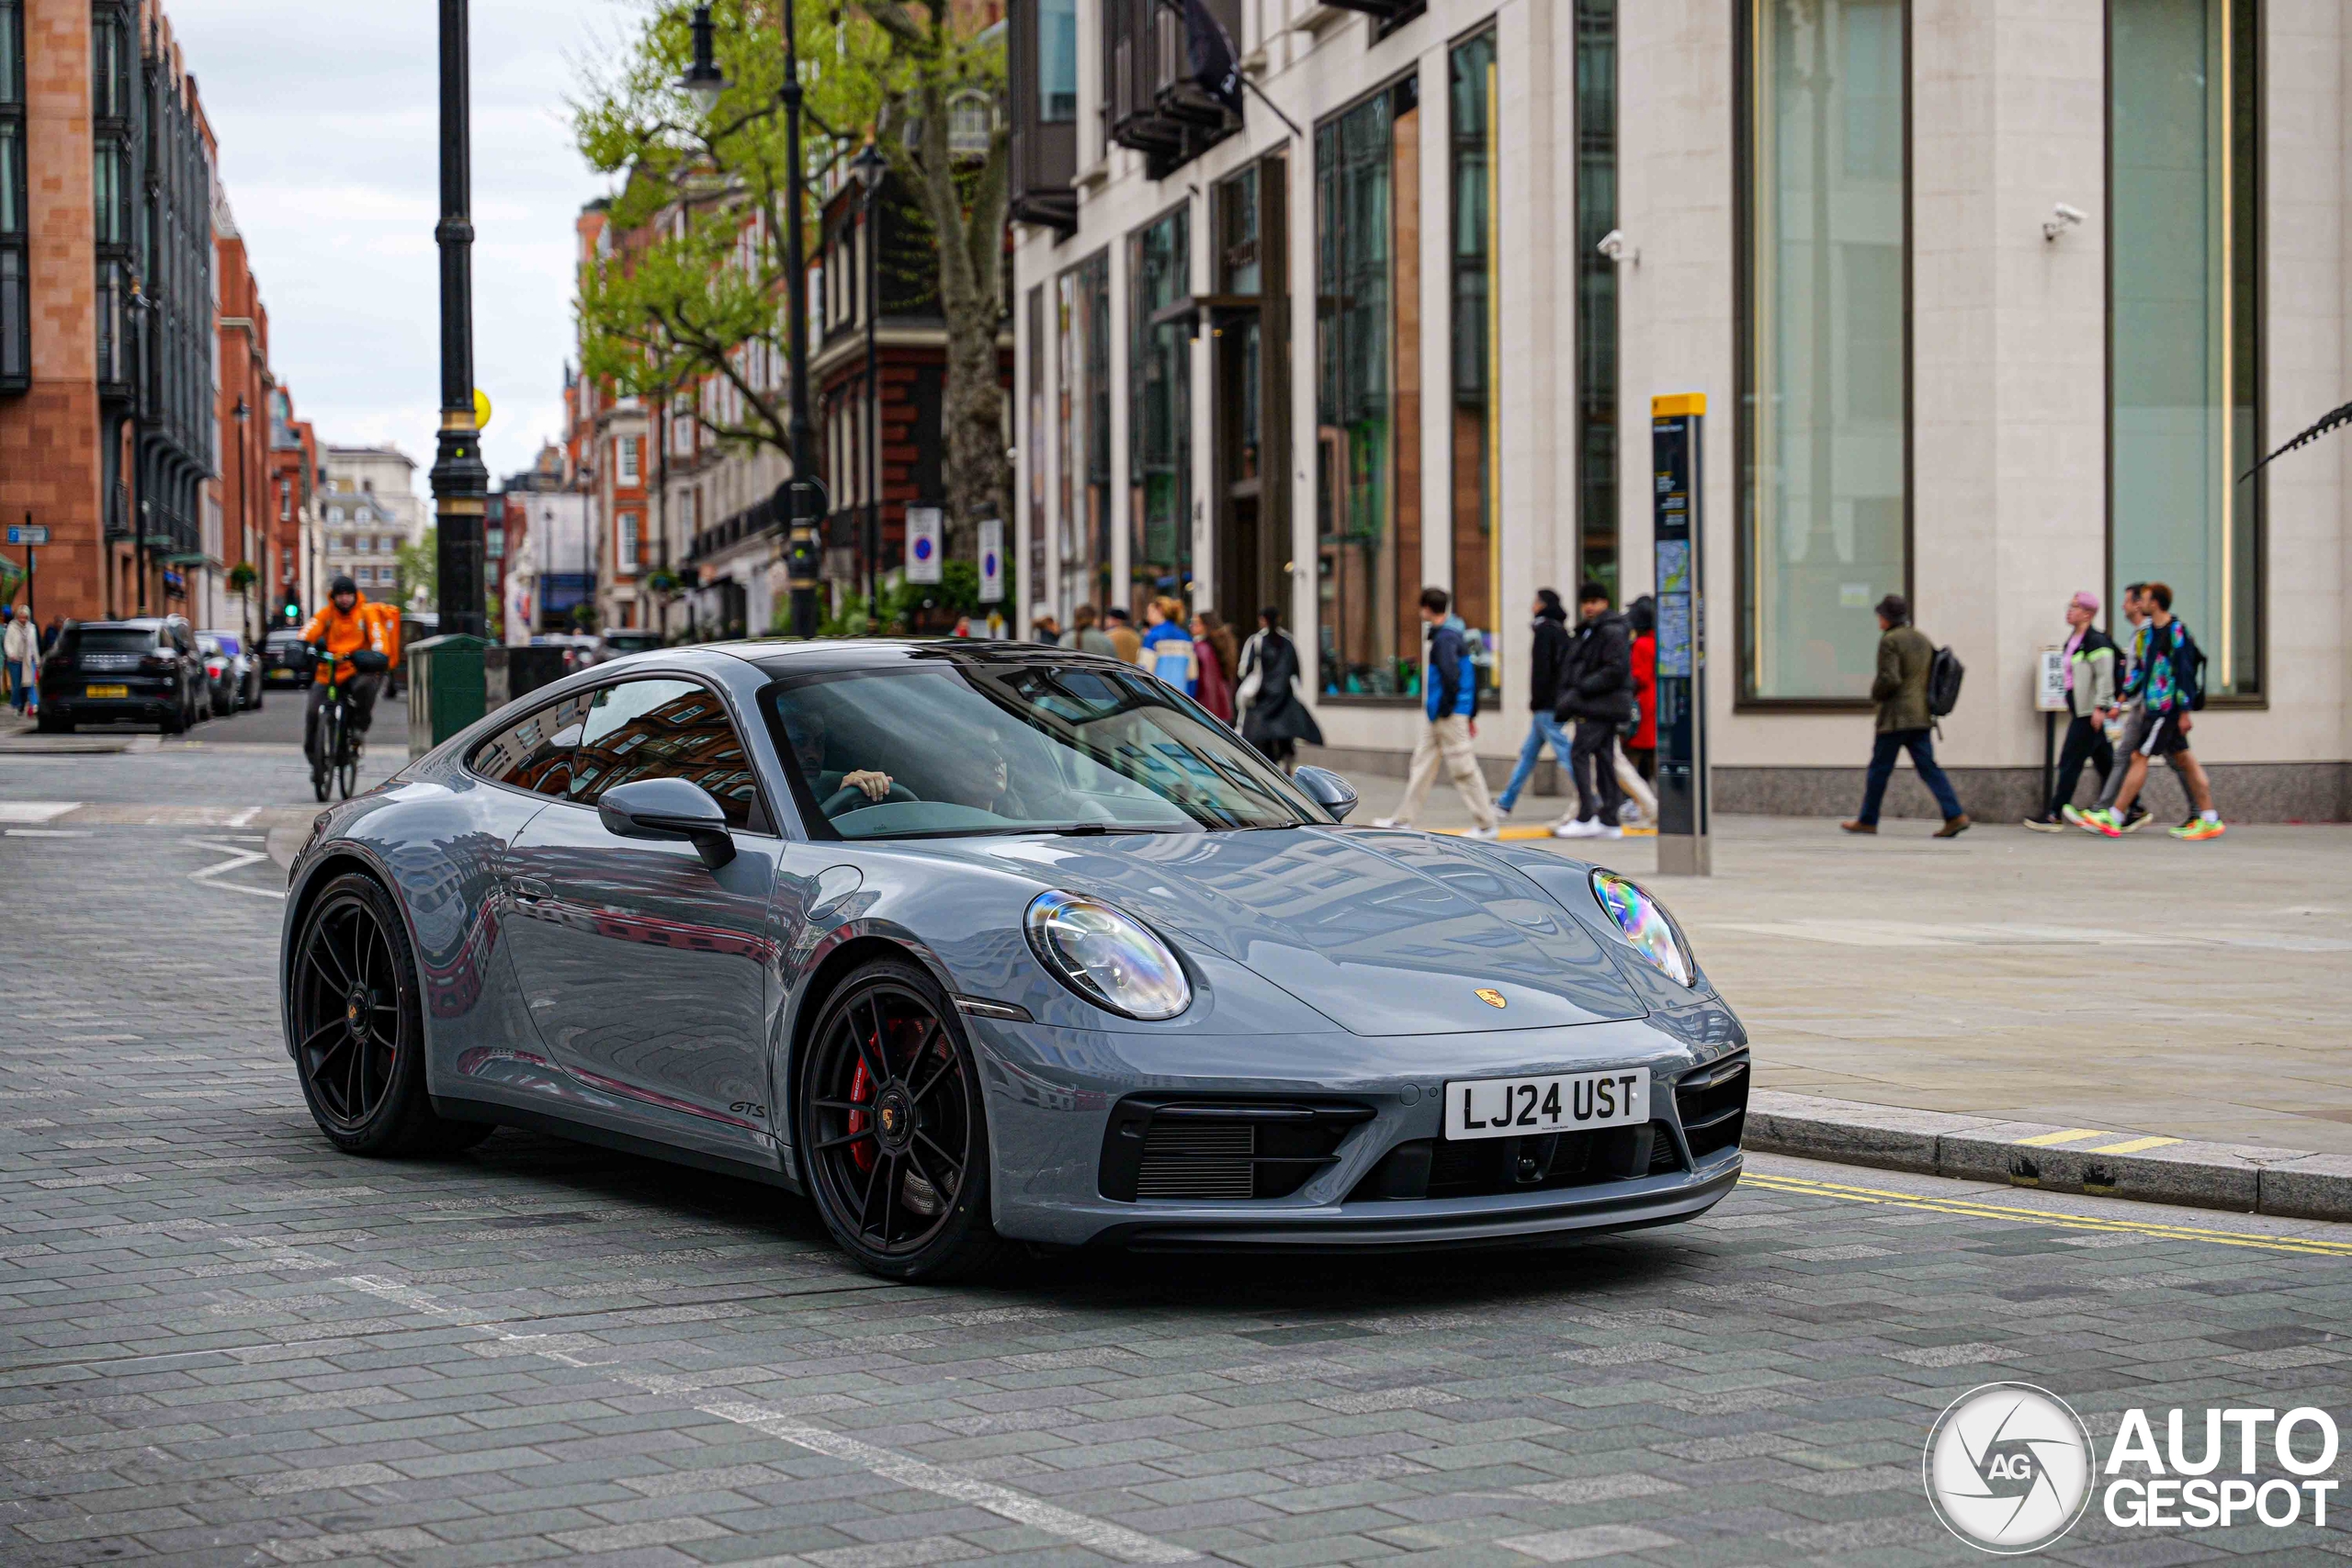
left=1100, top=1100, right=1374, bottom=1202
left=1675, top=1055, right=1750, bottom=1160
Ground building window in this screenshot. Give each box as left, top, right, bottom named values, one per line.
left=1127, top=205, right=1190, bottom=609
left=1575, top=1, right=1618, bottom=596
left=617, top=511, right=639, bottom=575
left=1037, top=0, right=1078, bottom=122
left=0, top=0, right=23, bottom=395
left=1450, top=30, right=1498, bottom=666
left=1026, top=284, right=1047, bottom=608
left=2110, top=0, right=2260, bottom=697
left=1316, top=75, right=1420, bottom=698
left=616, top=434, right=639, bottom=485
left=949, top=89, right=995, bottom=157
left=1058, top=250, right=1112, bottom=611
left=487, top=525, right=504, bottom=561
left=1738, top=0, right=1908, bottom=704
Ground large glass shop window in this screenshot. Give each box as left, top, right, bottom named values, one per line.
left=1128, top=207, right=1191, bottom=610
left=1741, top=0, right=1907, bottom=703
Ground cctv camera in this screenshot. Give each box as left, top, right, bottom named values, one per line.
left=2043, top=203, right=2086, bottom=241
left=1597, top=229, right=1631, bottom=264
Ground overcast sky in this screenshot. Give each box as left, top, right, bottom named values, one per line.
left=167, top=0, right=639, bottom=500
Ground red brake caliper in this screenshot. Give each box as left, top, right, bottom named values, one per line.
left=847, top=1055, right=876, bottom=1172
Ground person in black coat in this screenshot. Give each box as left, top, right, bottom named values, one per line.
left=1235, top=606, right=1323, bottom=770
left=1552, top=581, right=1633, bottom=839
left=1496, top=590, right=1576, bottom=817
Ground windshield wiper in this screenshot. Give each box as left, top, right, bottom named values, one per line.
left=1026, top=822, right=1169, bottom=837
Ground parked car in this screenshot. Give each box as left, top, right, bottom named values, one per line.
left=595, top=629, right=664, bottom=661
left=209, top=630, right=263, bottom=710
left=262, top=628, right=314, bottom=688
left=279, top=641, right=1749, bottom=1281
left=530, top=633, right=602, bottom=674
left=196, top=632, right=259, bottom=716
left=37, top=616, right=208, bottom=734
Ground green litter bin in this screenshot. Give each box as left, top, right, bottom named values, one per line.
left=405, top=634, right=493, bottom=760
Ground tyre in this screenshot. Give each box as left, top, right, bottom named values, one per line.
left=35, top=712, right=69, bottom=735
left=288, top=871, right=493, bottom=1156
left=337, top=755, right=356, bottom=800
left=160, top=699, right=186, bottom=736
left=797, top=957, right=1009, bottom=1281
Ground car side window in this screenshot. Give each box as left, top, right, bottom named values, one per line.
left=567, top=677, right=763, bottom=831
left=469, top=690, right=594, bottom=797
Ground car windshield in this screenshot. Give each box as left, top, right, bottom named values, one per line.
left=68, top=628, right=157, bottom=655
left=197, top=636, right=222, bottom=655
left=602, top=632, right=662, bottom=653
left=763, top=658, right=1327, bottom=840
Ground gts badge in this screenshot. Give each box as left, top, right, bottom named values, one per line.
left=729, top=1101, right=768, bottom=1120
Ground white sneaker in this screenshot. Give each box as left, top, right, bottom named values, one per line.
left=1371, top=817, right=1405, bottom=829
left=1594, top=824, right=1624, bottom=840
left=1618, top=803, right=1645, bottom=827
left=1553, top=818, right=1600, bottom=840
left=1463, top=825, right=1500, bottom=841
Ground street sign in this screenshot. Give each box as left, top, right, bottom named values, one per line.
left=6, top=525, right=49, bottom=546
left=1651, top=393, right=1709, bottom=876
left=978, top=518, right=1004, bottom=604
left=2036, top=647, right=2069, bottom=712
left=906, top=505, right=944, bottom=584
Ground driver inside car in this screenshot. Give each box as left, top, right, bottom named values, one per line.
left=783, top=705, right=898, bottom=808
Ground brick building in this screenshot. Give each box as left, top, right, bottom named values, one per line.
left=212, top=188, right=270, bottom=642
left=0, top=0, right=225, bottom=626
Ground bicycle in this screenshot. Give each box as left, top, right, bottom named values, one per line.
left=307, top=643, right=368, bottom=802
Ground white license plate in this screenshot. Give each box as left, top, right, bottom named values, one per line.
left=1443, top=1068, right=1649, bottom=1141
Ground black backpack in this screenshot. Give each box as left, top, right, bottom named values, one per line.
left=2172, top=626, right=2210, bottom=711
left=1926, top=645, right=1965, bottom=718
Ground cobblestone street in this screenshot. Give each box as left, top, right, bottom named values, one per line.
left=5, top=748, right=2350, bottom=1566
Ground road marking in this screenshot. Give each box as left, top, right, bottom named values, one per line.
left=2013, top=1128, right=2106, bottom=1147
left=6, top=829, right=93, bottom=837
left=337, top=1275, right=1198, bottom=1563
left=183, top=835, right=286, bottom=900
left=1746, top=1172, right=2352, bottom=1257
left=0, top=800, right=79, bottom=823
left=2085, top=1135, right=2180, bottom=1155
left=226, top=806, right=261, bottom=828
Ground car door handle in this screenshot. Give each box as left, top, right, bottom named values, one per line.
left=512, top=877, right=552, bottom=905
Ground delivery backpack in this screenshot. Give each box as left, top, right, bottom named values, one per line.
left=1926, top=645, right=1965, bottom=721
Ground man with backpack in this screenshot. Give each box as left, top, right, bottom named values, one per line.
left=1841, top=593, right=1969, bottom=837
left=2077, top=581, right=2224, bottom=840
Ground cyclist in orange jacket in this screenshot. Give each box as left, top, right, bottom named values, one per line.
left=300, top=575, right=393, bottom=765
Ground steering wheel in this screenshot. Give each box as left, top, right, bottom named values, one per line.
left=820, top=781, right=918, bottom=818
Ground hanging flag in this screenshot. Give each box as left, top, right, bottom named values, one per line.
left=905, top=506, right=944, bottom=584
left=1185, top=0, right=1243, bottom=117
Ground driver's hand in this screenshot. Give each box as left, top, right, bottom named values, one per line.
left=842, top=769, right=894, bottom=800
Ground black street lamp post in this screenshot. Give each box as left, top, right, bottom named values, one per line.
left=853, top=140, right=885, bottom=626
left=429, top=0, right=489, bottom=641
left=233, top=395, right=251, bottom=649
left=777, top=4, right=821, bottom=638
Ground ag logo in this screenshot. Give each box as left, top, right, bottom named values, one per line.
left=1925, top=1382, right=2096, bottom=1554
left=1475, top=988, right=1507, bottom=1009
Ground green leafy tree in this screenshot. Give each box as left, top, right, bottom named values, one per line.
left=573, top=0, right=1009, bottom=558
left=394, top=526, right=437, bottom=607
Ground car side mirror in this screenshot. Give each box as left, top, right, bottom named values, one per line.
left=1292, top=765, right=1358, bottom=823
left=596, top=776, right=738, bottom=869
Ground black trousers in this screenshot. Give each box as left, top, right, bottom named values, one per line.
left=2048, top=714, right=2114, bottom=817
left=1569, top=719, right=1624, bottom=826
left=304, top=673, right=380, bottom=763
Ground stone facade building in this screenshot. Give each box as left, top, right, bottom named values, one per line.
left=1008, top=0, right=2352, bottom=819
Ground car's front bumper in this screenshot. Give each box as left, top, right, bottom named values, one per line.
left=962, top=1013, right=1747, bottom=1251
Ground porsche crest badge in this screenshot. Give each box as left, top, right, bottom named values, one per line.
left=1475, top=988, right=1507, bottom=1009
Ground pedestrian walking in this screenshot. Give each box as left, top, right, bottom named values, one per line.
left=2, top=605, right=36, bottom=716
left=2078, top=581, right=2225, bottom=840
left=1550, top=583, right=1635, bottom=840
left=1235, top=606, right=1321, bottom=771
left=2067, top=583, right=2164, bottom=833
left=1139, top=597, right=1198, bottom=694
left=1191, top=609, right=1238, bottom=724
left=1616, top=595, right=1660, bottom=826
left=1102, top=604, right=1142, bottom=665
left=2025, top=591, right=2117, bottom=830
left=1494, top=589, right=1575, bottom=818
left=1031, top=610, right=1062, bottom=645
left=1841, top=593, right=1970, bottom=837
left=1374, top=587, right=1499, bottom=837
left=1066, top=604, right=1117, bottom=657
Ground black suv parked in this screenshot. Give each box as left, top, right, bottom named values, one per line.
left=37, top=617, right=209, bottom=735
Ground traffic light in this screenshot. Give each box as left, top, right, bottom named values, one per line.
left=283, top=596, right=300, bottom=623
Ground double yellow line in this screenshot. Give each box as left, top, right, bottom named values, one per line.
left=1744, top=1171, right=2352, bottom=1258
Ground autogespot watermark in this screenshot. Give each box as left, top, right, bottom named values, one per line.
left=1924, top=1382, right=2342, bottom=1554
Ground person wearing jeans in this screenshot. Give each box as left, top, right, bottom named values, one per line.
left=1842, top=593, right=1968, bottom=836
left=1496, top=590, right=1573, bottom=816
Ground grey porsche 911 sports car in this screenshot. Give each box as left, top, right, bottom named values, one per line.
left=279, top=639, right=1749, bottom=1280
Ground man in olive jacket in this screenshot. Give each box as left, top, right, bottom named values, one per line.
left=1841, top=593, right=1969, bottom=837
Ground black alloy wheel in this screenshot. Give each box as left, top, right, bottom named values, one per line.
left=288, top=872, right=493, bottom=1156
left=799, top=959, right=1007, bottom=1280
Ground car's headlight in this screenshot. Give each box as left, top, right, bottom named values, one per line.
left=1589, top=871, right=1696, bottom=987
left=1024, top=891, right=1192, bottom=1020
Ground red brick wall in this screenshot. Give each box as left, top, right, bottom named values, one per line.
left=0, top=0, right=105, bottom=621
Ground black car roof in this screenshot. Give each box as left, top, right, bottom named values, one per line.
left=738, top=638, right=1127, bottom=678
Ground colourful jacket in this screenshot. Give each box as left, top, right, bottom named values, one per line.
left=1139, top=620, right=1198, bottom=695
left=2124, top=618, right=2193, bottom=715
left=1424, top=621, right=1477, bottom=721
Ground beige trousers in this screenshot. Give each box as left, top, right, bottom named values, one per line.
left=1390, top=714, right=1498, bottom=829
